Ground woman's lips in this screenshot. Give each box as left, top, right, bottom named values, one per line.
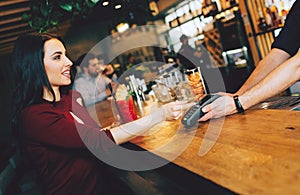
left=62, top=70, right=70, bottom=78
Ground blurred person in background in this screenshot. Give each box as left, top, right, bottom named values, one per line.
left=74, top=53, right=112, bottom=106
left=97, top=54, right=118, bottom=82
left=125, top=53, right=142, bottom=71
left=177, top=34, right=204, bottom=70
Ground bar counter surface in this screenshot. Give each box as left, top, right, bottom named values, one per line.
left=87, top=99, right=300, bottom=194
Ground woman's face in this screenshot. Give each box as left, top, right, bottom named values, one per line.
left=43, top=38, right=73, bottom=88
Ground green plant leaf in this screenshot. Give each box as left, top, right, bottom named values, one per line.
left=85, top=0, right=97, bottom=8
left=25, top=0, right=99, bottom=32
left=52, top=10, right=63, bottom=19
left=28, top=20, right=34, bottom=28
left=40, top=3, right=49, bottom=17
left=126, top=91, right=135, bottom=100
left=50, top=19, right=58, bottom=26
left=75, top=2, right=82, bottom=11
left=31, top=5, right=40, bottom=16
left=59, top=3, right=73, bottom=12
left=90, top=0, right=100, bottom=5
left=22, top=13, right=31, bottom=21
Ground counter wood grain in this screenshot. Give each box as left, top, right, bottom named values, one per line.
left=88, top=100, right=300, bottom=194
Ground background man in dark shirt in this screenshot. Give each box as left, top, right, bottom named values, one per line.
left=177, top=34, right=204, bottom=70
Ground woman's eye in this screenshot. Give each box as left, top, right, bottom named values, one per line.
left=53, top=55, right=61, bottom=60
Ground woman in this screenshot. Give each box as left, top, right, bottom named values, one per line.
left=11, top=33, right=188, bottom=194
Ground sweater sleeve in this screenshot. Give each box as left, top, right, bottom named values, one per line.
left=271, top=0, right=300, bottom=56
left=22, top=105, right=115, bottom=151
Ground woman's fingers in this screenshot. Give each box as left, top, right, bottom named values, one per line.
left=163, top=101, right=194, bottom=120
left=172, top=102, right=195, bottom=111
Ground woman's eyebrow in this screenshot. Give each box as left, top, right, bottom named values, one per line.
left=51, top=51, right=63, bottom=56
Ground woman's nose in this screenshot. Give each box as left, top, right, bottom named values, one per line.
left=65, top=56, right=73, bottom=66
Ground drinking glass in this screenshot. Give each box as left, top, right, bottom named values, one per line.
left=116, top=96, right=138, bottom=123
left=174, top=82, right=194, bottom=101
left=151, top=84, right=172, bottom=103
left=184, top=68, right=205, bottom=98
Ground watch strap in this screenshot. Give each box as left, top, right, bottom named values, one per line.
left=233, top=95, right=244, bottom=113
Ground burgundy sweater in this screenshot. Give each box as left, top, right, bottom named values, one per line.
left=21, top=90, right=115, bottom=195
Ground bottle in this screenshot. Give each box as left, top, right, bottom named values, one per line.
left=257, top=8, right=269, bottom=31
left=210, top=0, right=219, bottom=15
left=225, top=0, right=231, bottom=8
left=230, top=0, right=236, bottom=6
left=128, top=75, right=142, bottom=105
left=270, top=0, right=280, bottom=27
left=202, top=0, right=210, bottom=17
left=185, top=9, right=192, bottom=21
left=265, top=7, right=273, bottom=27
left=279, top=0, right=288, bottom=24
left=220, top=0, right=227, bottom=10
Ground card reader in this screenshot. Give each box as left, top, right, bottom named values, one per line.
left=181, top=94, right=221, bottom=128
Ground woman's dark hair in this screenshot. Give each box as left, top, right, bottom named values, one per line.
left=11, top=33, right=65, bottom=136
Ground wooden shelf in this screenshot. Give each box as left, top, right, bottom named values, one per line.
left=203, top=29, right=225, bottom=67
left=203, top=29, right=220, bottom=44
left=255, top=25, right=283, bottom=36
left=203, top=4, right=239, bottom=18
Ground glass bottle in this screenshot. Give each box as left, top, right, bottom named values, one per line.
left=279, top=0, right=288, bottom=24
left=270, top=0, right=280, bottom=26
left=257, top=8, right=269, bottom=31
left=264, top=7, right=273, bottom=27
left=230, top=0, right=236, bottom=6
left=220, top=0, right=227, bottom=10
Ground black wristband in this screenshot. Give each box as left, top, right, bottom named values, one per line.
left=233, top=95, right=244, bottom=113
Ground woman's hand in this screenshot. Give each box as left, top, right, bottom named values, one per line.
left=163, top=101, right=195, bottom=120
left=199, top=93, right=237, bottom=121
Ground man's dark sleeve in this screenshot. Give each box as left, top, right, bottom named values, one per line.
left=271, top=0, right=300, bottom=56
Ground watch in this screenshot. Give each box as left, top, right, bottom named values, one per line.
left=233, top=95, right=245, bottom=113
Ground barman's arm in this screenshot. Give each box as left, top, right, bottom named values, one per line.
left=200, top=50, right=300, bottom=121
left=236, top=48, right=290, bottom=95
left=239, top=50, right=300, bottom=109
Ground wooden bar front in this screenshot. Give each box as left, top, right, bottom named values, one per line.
left=87, top=100, right=300, bottom=194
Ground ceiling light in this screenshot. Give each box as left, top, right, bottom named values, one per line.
left=116, top=23, right=129, bottom=33
left=149, top=1, right=159, bottom=16
left=115, top=4, right=121, bottom=9
left=102, top=1, right=109, bottom=6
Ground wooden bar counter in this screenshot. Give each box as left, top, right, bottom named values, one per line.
left=87, top=100, right=300, bottom=194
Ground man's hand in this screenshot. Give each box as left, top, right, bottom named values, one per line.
left=105, top=88, right=112, bottom=97
left=104, top=64, right=115, bottom=75
left=199, top=93, right=237, bottom=121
